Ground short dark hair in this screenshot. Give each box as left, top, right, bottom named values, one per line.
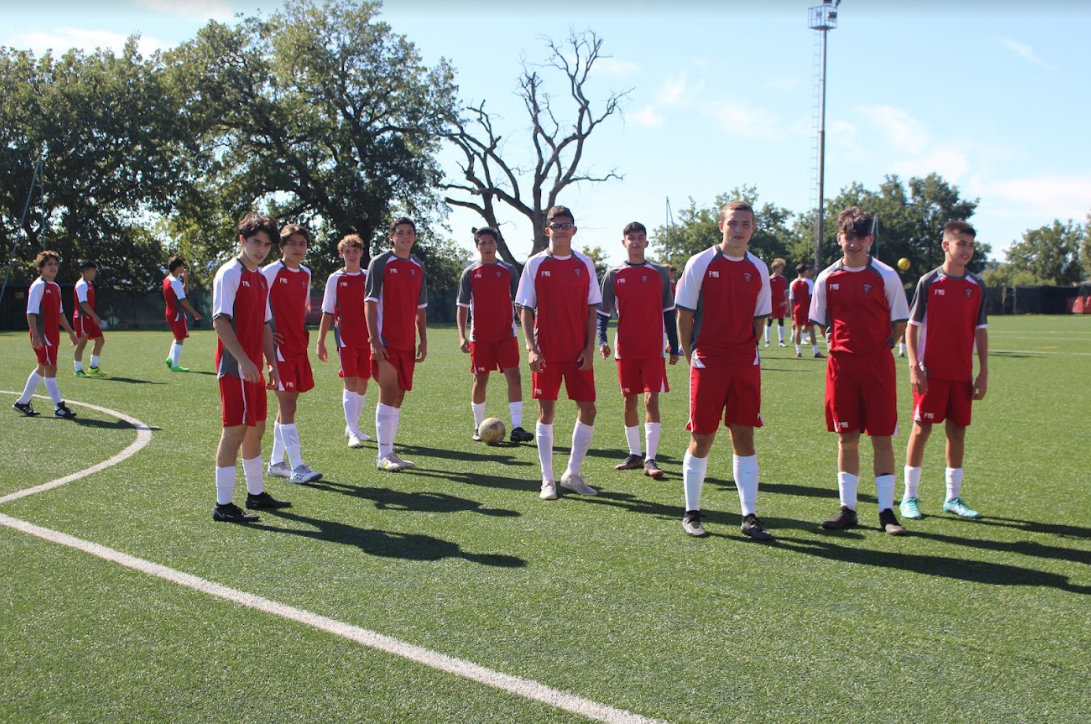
left=943, top=220, right=976, bottom=239
left=720, top=200, right=754, bottom=220
left=279, top=224, right=311, bottom=246
left=836, top=206, right=874, bottom=238
left=622, top=221, right=647, bottom=236
left=167, top=256, right=186, bottom=273
left=35, top=250, right=59, bottom=269
left=389, top=216, right=416, bottom=235
left=796, top=262, right=811, bottom=274
left=238, top=212, right=280, bottom=244
left=546, top=205, right=575, bottom=224
left=79, top=259, right=97, bottom=270
left=473, top=227, right=499, bottom=245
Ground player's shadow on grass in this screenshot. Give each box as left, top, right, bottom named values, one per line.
left=256, top=509, right=525, bottom=567
left=990, top=351, right=1035, bottom=359
left=72, top=417, right=135, bottom=431
left=972, top=516, right=1091, bottom=541
left=306, top=480, right=520, bottom=518
left=410, top=469, right=541, bottom=494
left=709, top=478, right=876, bottom=504
left=94, top=376, right=166, bottom=385
left=909, top=529, right=1091, bottom=567
left=395, top=444, right=534, bottom=467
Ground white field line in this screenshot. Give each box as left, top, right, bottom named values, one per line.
left=0, top=394, right=664, bottom=724
left=991, top=349, right=1091, bottom=357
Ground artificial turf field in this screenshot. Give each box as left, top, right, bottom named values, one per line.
left=0, top=316, right=1088, bottom=723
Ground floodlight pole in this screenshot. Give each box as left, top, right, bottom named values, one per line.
left=810, top=0, right=839, bottom=271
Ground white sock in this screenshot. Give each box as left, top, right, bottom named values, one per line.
left=90, top=354, right=100, bottom=368
left=376, top=403, right=398, bottom=459
left=837, top=472, right=859, bottom=509
left=18, top=371, right=42, bottom=404
left=565, top=420, right=594, bottom=477
left=215, top=466, right=236, bottom=505
left=898, top=342, right=906, bottom=355
left=812, top=344, right=820, bottom=354
left=876, top=474, right=896, bottom=511
left=472, top=401, right=486, bottom=429
left=171, top=342, right=182, bottom=367
left=509, top=401, right=523, bottom=429
left=535, top=422, right=554, bottom=480
left=354, top=392, right=367, bottom=430
left=281, top=423, right=304, bottom=469
left=734, top=454, right=759, bottom=516
left=624, top=425, right=641, bottom=456
left=777, top=326, right=785, bottom=343
left=763, top=326, right=771, bottom=344
left=946, top=467, right=963, bottom=500
left=243, top=456, right=264, bottom=495
left=44, top=377, right=62, bottom=405
left=644, top=422, right=661, bottom=461
left=343, top=390, right=355, bottom=433
left=903, top=465, right=922, bottom=499
left=270, top=421, right=286, bottom=465
left=795, top=344, right=802, bottom=355
left=74, top=359, right=83, bottom=373
left=683, top=451, right=708, bottom=512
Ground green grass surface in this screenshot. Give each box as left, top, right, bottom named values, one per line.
left=1, top=317, right=1089, bottom=723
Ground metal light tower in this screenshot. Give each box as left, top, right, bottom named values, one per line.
left=809, top=0, right=839, bottom=270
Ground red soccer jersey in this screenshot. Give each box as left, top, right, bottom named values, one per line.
left=74, top=278, right=95, bottom=319
left=213, top=258, right=271, bottom=379
left=457, top=261, right=518, bottom=343
left=908, top=268, right=987, bottom=381
left=810, top=258, right=909, bottom=356
left=321, top=269, right=368, bottom=348
left=675, top=247, right=771, bottom=368
left=770, top=274, right=787, bottom=308
left=516, top=250, right=601, bottom=362
left=163, top=274, right=186, bottom=323
left=27, top=277, right=63, bottom=345
left=262, top=261, right=311, bottom=357
left=599, top=262, right=673, bottom=360
left=365, top=251, right=427, bottom=353
left=790, top=278, right=812, bottom=313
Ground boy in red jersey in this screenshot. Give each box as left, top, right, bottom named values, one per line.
left=457, top=227, right=533, bottom=443
left=810, top=207, right=910, bottom=535
left=900, top=221, right=988, bottom=521
left=263, top=224, right=322, bottom=484
left=317, top=234, right=373, bottom=449
left=675, top=201, right=772, bottom=539
left=763, top=258, right=789, bottom=348
left=72, top=260, right=106, bottom=377
left=211, top=213, right=290, bottom=523
left=789, top=263, right=824, bottom=359
left=366, top=217, right=428, bottom=472
left=516, top=205, right=601, bottom=500
left=163, top=256, right=202, bottom=372
left=12, top=251, right=78, bottom=419
left=598, top=221, right=680, bottom=479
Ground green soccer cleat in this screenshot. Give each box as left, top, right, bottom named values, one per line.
left=899, top=497, right=922, bottom=520
left=943, top=497, right=980, bottom=519
left=87, top=367, right=105, bottom=376
left=165, top=358, right=173, bottom=370
left=74, top=370, right=88, bottom=378
left=169, top=365, right=190, bottom=373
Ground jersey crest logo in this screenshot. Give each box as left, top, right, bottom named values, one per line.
left=410, top=269, right=416, bottom=276
left=861, top=283, right=872, bottom=294
left=641, top=275, right=648, bottom=283
left=743, top=272, right=752, bottom=283
left=965, top=288, right=973, bottom=298
left=574, top=267, right=582, bottom=277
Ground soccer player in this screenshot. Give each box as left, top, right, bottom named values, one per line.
left=317, top=234, right=373, bottom=449
left=12, top=251, right=78, bottom=419
left=764, top=258, right=789, bottom=348
left=211, top=213, right=290, bottom=523
left=72, top=260, right=106, bottom=377
left=516, top=205, right=601, bottom=500
left=597, top=221, right=681, bottom=479
left=366, top=217, right=428, bottom=472
left=900, top=221, right=989, bottom=521
left=789, top=263, right=824, bottom=359
left=675, top=201, right=773, bottom=539
left=810, top=207, right=910, bottom=535
left=163, top=256, right=202, bottom=372
left=456, top=227, right=534, bottom=444
left=262, top=223, right=322, bottom=484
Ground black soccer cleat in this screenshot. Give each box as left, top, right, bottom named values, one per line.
left=878, top=508, right=908, bottom=536
left=12, top=401, right=41, bottom=417
left=682, top=510, right=707, bottom=537
left=509, top=426, right=534, bottom=443
left=245, top=491, right=292, bottom=510
left=741, top=513, right=773, bottom=540
left=212, top=502, right=260, bottom=523
left=614, top=453, right=644, bottom=470
left=54, top=402, right=77, bottom=419
left=821, top=505, right=859, bottom=530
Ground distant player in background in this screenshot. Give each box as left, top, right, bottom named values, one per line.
left=317, top=234, right=373, bottom=449
left=900, top=220, right=989, bottom=521
left=764, top=258, right=789, bottom=348
left=597, top=221, right=681, bottom=479
left=163, top=256, right=202, bottom=372
left=456, top=227, right=534, bottom=444
left=262, top=224, right=322, bottom=484
left=516, top=205, right=601, bottom=500
left=12, top=251, right=78, bottom=419
left=72, top=260, right=106, bottom=377
left=790, top=263, right=824, bottom=359
left=366, top=217, right=428, bottom=472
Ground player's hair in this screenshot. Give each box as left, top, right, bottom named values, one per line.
left=720, top=200, right=754, bottom=220
left=546, top=205, right=575, bottom=224
left=389, top=216, right=416, bottom=235
left=836, top=206, right=874, bottom=238
left=238, top=212, right=281, bottom=244
left=772, top=258, right=786, bottom=270
left=79, top=259, right=97, bottom=270
left=796, top=262, right=811, bottom=274
left=473, top=227, right=499, bottom=245
left=337, top=234, right=365, bottom=253
left=622, top=221, right=647, bottom=236
left=667, top=264, right=677, bottom=273
left=34, top=250, right=60, bottom=269
left=167, top=256, right=186, bottom=273
left=943, top=220, right=976, bottom=239
left=279, top=223, right=311, bottom=246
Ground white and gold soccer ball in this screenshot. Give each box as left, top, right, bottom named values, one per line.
left=477, top=417, right=506, bottom=445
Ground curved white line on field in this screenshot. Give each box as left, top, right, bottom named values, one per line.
left=0, top=392, right=153, bottom=506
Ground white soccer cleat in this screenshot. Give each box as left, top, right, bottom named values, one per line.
left=540, top=479, right=558, bottom=500
left=290, top=465, right=323, bottom=484
left=389, top=453, right=415, bottom=469
left=267, top=461, right=292, bottom=479
left=348, top=433, right=366, bottom=449
left=376, top=455, right=407, bottom=472
left=560, top=471, right=597, bottom=496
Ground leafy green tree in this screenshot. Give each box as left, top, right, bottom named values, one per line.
left=1005, top=219, right=1084, bottom=285
left=1081, top=212, right=1091, bottom=281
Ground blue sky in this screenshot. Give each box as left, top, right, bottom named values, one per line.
left=4, top=1, right=1089, bottom=266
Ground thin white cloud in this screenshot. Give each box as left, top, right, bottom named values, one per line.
left=974, top=175, right=1091, bottom=220
left=594, top=57, right=639, bottom=76
left=709, top=100, right=779, bottom=140
left=629, top=105, right=664, bottom=128
left=657, top=74, right=687, bottom=106
left=135, top=0, right=235, bottom=21
left=997, top=37, right=1055, bottom=71
left=857, top=105, right=929, bottom=154
left=15, top=28, right=168, bottom=55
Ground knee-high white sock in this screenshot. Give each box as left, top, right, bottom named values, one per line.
left=777, top=324, right=785, bottom=343
left=354, top=392, right=366, bottom=429
left=624, top=425, right=641, bottom=456
left=903, top=465, right=922, bottom=499
left=565, top=420, right=594, bottom=476
left=734, top=454, right=759, bottom=516
left=509, top=401, right=523, bottom=429
left=342, top=390, right=355, bottom=433
left=243, top=456, right=264, bottom=495
left=171, top=342, right=183, bottom=367
left=472, top=401, right=486, bottom=429
left=812, top=343, right=820, bottom=355
left=644, top=422, right=661, bottom=461
left=74, top=358, right=83, bottom=373
left=90, top=354, right=100, bottom=369
left=44, top=377, right=63, bottom=404
left=876, top=474, right=896, bottom=511
left=838, top=472, right=859, bottom=510
left=281, top=423, right=304, bottom=469
left=763, top=325, right=771, bottom=344
left=215, top=466, right=236, bottom=505
left=376, top=403, right=398, bottom=458
left=18, top=371, right=42, bottom=404
left=945, top=467, right=964, bottom=500
left=270, top=421, right=286, bottom=465
left=795, top=343, right=802, bottom=355
left=683, top=451, right=708, bottom=512
left=535, top=422, right=554, bottom=480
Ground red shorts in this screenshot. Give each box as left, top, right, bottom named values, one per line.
left=275, top=352, right=315, bottom=394
left=470, top=337, right=520, bottom=374
left=32, top=337, right=59, bottom=366
left=792, top=305, right=810, bottom=327
left=169, top=317, right=189, bottom=342
left=338, top=345, right=371, bottom=379
left=687, top=363, right=763, bottom=434
left=913, top=378, right=972, bottom=427
left=219, top=374, right=268, bottom=428
left=532, top=362, right=595, bottom=402
left=372, top=347, right=416, bottom=391
left=617, top=357, right=668, bottom=396
left=771, top=303, right=787, bottom=320
left=825, top=351, right=898, bottom=436
left=75, top=316, right=103, bottom=339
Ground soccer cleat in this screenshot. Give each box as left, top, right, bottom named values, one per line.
left=510, top=426, right=534, bottom=443
left=560, top=471, right=597, bottom=496
left=741, top=513, right=773, bottom=540
left=54, top=402, right=77, bottom=419
left=376, top=455, right=407, bottom=472
left=245, top=491, right=291, bottom=510
left=345, top=426, right=372, bottom=441
left=74, top=370, right=88, bottom=378
left=682, top=510, right=707, bottom=537
left=763, top=341, right=770, bottom=348
left=879, top=508, right=907, bottom=535
left=212, top=502, right=259, bottom=523
left=643, top=459, right=665, bottom=479
left=12, top=401, right=41, bottom=417
left=267, top=461, right=291, bottom=479
left=822, top=505, right=858, bottom=530
left=471, top=429, right=482, bottom=441
left=614, top=453, right=644, bottom=470
left=290, top=465, right=323, bottom=484
left=347, top=433, right=366, bottom=449
left=814, top=352, right=826, bottom=359
left=540, top=478, right=558, bottom=500
left=943, top=497, right=980, bottom=519
left=169, top=365, right=190, bottom=373
left=899, top=497, right=922, bottom=520
left=165, top=358, right=173, bottom=370
left=795, top=351, right=802, bottom=358
left=87, top=367, right=105, bottom=377
left=779, top=341, right=787, bottom=347
left=390, top=453, right=415, bottom=469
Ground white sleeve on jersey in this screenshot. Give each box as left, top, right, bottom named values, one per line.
left=809, top=268, right=831, bottom=326
left=321, top=272, right=339, bottom=315
left=75, top=278, right=89, bottom=304
left=515, top=254, right=542, bottom=310
left=170, top=276, right=187, bottom=301
left=212, top=264, right=239, bottom=320
left=750, top=253, right=772, bottom=317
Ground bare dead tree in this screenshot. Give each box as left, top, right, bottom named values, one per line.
left=442, top=30, right=628, bottom=265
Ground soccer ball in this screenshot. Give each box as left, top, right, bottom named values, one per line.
left=477, top=417, right=506, bottom=445
left=897, top=258, right=911, bottom=271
